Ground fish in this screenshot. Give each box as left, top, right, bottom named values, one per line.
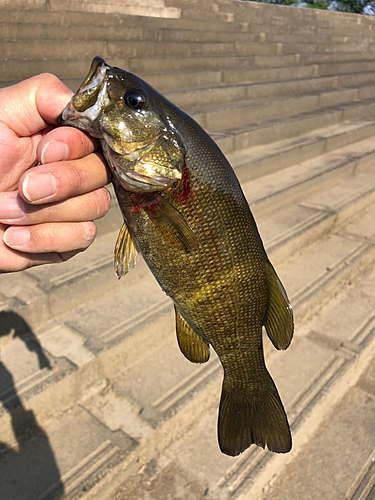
left=60, top=56, right=294, bottom=456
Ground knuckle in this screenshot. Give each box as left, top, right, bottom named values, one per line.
left=92, top=188, right=112, bottom=219
left=37, top=224, right=60, bottom=252
left=36, top=73, right=61, bottom=85
left=68, top=161, right=89, bottom=194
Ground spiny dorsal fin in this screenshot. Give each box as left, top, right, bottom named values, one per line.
left=151, top=197, right=199, bottom=253
left=264, top=261, right=294, bottom=350
left=114, top=223, right=138, bottom=279
left=175, top=306, right=210, bottom=363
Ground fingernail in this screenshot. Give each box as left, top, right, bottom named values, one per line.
left=0, top=194, right=24, bottom=220
left=4, top=227, right=30, bottom=247
left=41, top=141, right=69, bottom=164
left=22, top=173, right=57, bottom=202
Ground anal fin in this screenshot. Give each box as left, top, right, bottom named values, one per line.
left=175, top=306, right=210, bottom=363
left=114, top=223, right=138, bottom=279
left=264, top=261, right=294, bottom=350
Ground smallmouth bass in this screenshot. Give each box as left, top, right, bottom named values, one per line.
left=60, top=57, right=294, bottom=456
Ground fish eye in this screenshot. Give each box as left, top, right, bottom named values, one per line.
left=124, top=90, right=147, bottom=110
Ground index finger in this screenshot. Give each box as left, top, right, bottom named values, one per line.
left=37, top=126, right=100, bottom=164
left=18, top=152, right=112, bottom=204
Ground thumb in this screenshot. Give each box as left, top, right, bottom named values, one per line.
left=0, top=73, right=73, bottom=137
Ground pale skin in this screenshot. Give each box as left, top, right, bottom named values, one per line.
left=0, top=73, right=112, bottom=272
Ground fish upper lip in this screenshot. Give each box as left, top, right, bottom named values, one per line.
left=61, top=65, right=110, bottom=124
left=77, top=63, right=107, bottom=96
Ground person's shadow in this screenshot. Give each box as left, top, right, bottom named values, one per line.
left=0, top=311, right=64, bottom=499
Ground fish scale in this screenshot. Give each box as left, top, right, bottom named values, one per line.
left=61, top=56, right=294, bottom=457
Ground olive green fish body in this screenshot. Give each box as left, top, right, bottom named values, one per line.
left=113, top=113, right=290, bottom=455
left=61, top=57, right=294, bottom=456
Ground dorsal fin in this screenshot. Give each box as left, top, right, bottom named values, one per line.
left=264, top=261, right=294, bottom=350
left=174, top=306, right=210, bottom=363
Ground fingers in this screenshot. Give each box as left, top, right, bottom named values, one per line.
left=18, top=151, right=111, bottom=204
left=0, top=188, right=111, bottom=226
left=4, top=221, right=96, bottom=253
left=0, top=222, right=96, bottom=272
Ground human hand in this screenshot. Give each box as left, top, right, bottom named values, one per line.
left=0, top=74, right=112, bottom=272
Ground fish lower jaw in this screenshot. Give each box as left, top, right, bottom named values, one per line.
left=102, top=141, right=174, bottom=193
left=113, top=164, right=173, bottom=193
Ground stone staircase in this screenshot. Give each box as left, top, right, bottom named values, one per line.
left=0, top=1, right=375, bottom=499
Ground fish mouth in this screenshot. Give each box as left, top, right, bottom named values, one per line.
left=59, top=56, right=111, bottom=129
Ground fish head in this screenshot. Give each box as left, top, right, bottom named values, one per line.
left=60, top=56, right=185, bottom=192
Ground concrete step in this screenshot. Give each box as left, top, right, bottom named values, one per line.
left=215, top=97, right=375, bottom=153
left=0, top=22, right=258, bottom=44
left=0, top=54, right=301, bottom=82
left=138, top=63, right=322, bottom=93
left=166, top=0, right=216, bottom=13
left=256, top=166, right=375, bottom=267
left=300, top=53, right=375, bottom=65
left=263, top=31, right=370, bottom=46
left=316, top=23, right=375, bottom=37
left=231, top=116, right=375, bottom=184
left=0, top=22, right=162, bottom=43
left=227, top=1, right=360, bottom=30
left=2, top=52, right=374, bottom=84
left=2, top=0, right=373, bottom=38
left=6, top=20, right=367, bottom=47
left=0, top=39, right=244, bottom=60
left=1, top=5, right=371, bottom=43
left=1, top=36, right=369, bottom=63
left=46, top=0, right=180, bottom=21
left=1, top=0, right=182, bottom=19
left=190, top=86, right=374, bottom=133
left=241, top=134, right=375, bottom=215
left=0, top=6, right=248, bottom=33
left=166, top=74, right=375, bottom=109
left=97, top=52, right=375, bottom=76
left=144, top=65, right=375, bottom=94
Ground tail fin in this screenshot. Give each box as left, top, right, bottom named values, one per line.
left=218, top=372, right=291, bottom=456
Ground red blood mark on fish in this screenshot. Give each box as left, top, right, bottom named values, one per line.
left=145, top=197, right=160, bottom=216
left=130, top=192, right=147, bottom=214
left=130, top=192, right=160, bottom=216
left=180, top=163, right=190, bottom=201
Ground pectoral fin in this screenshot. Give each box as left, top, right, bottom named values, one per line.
left=114, top=223, right=138, bottom=279
left=150, top=197, right=199, bottom=253
left=264, top=261, right=294, bottom=350
left=175, top=306, right=210, bottom=363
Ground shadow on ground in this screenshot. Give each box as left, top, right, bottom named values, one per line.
left=0, top=311, right=64, bottom=500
